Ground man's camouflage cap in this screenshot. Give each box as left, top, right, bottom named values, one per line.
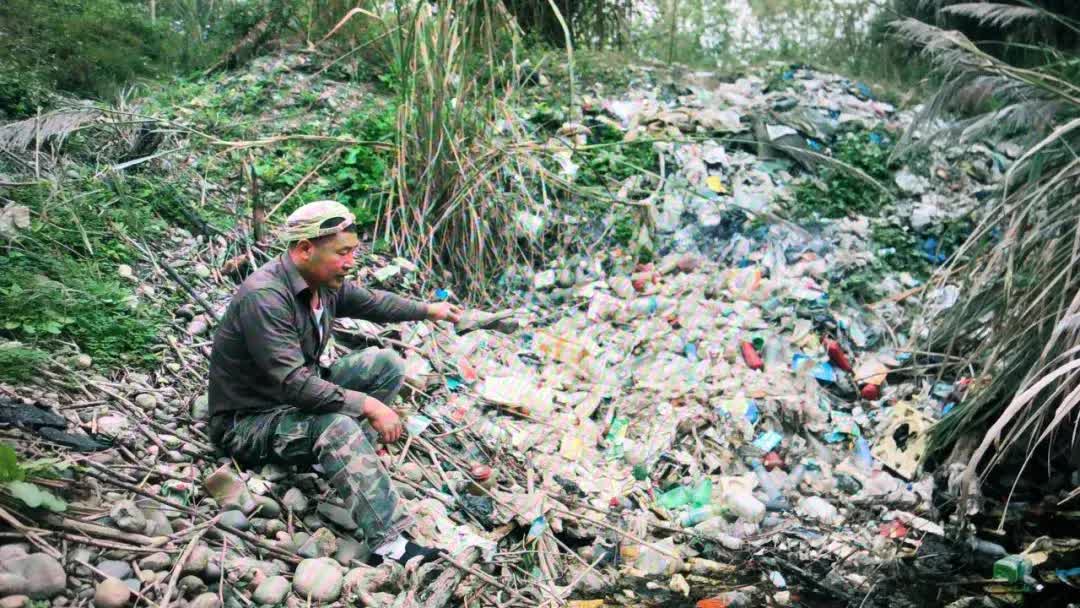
left=278, top=200, right=355, bottom=243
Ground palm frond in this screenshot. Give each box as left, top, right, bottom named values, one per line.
left=941, top=3, right=1046, bottom=29
left=0, top=108, right=99, bottom=153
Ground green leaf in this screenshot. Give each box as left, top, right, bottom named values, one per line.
left=0, top=443, right=24, bottom=482
left=6, top=480, right=44, bottom=507
left=4, top=480, right=66, bottom=512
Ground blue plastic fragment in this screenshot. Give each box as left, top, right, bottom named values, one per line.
left=684, top=341, right=698, bottom=362
left=745, top=400, right=760, bottom=424
left=753, top=430, right=784, bottom=452
left=868, top=131, right=885, bottom=145
left=813, top=362, right=836, bottom=383
left=446, top=376, right=464, bottom=391
left=942, top=402, right=956, bottom=415
left=856, top=82, right=873, bottom=98
left=806, top=138, right=822, bottom=151
left=435, top=288, right=450, bottom=301
left=527, top=516, right=548, bottom=540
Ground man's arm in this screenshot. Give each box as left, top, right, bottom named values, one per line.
left=336, top=282, right=431, bottom=323
left=238, top=290, right=368, bottom=416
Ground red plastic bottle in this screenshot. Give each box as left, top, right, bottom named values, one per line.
left=741, top=341, right=764, bottom=370
left=825, top=339, right=853, bottom=372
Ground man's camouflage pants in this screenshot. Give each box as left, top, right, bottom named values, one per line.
left=213, top=347, right=411, bottom=550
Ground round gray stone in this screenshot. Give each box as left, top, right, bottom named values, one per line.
left=93, top=578, right=130, bottom=608
left=137, top=553, right=171, bottom=572
left=292, top=558, right=342, bottom=603
left=96, top=561, right=132, bottom=581
left=189, top=592, right=221, bottom=608
left=252, top=576, right=290, bottom=606
left=218, top=511, right=250, bottom=531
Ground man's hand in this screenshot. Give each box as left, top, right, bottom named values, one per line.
left=427, top=302, right=463, bottom=323
left=363, top=396, right=403, bottom=443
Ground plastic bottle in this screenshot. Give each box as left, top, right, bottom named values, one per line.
left=690, top=478, right=713, bottom=507
left=627, top=296, right=675, bottom=318
left=472, top=416, right=510, bottom=447
left=741, top=341, right=764, bottom=370
left=532, top=331, right=590, bottom=364
left=751, top=460, right=788, bottom=510
left=605, top=417, right=629, bottom=461
left=681, top=506, right=717, bottom=527
left=658, top=485, right=692, bottom=510
left=722, top=490, right=765, bottom=523
left=798, top=495, right=839, bottom=524
left=763, top=336, right=785, bottom=369
left=785, top=462, right=807, bottom=491
left=854, top=437, right=873, bottom=471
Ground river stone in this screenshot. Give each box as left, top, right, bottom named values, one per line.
left=296, top=528, right=337, bottom=559
left=93, top=578, right=130, bottom=608
left=219, top=511, right=250, bottom=531
left=0, top=545, right=29, bottom=562
left=332, top=537, right=365, bottom=566
left=134, top=394, right=157, bottom=409
left=191, top=395, right=209, bottom=420
left=96, top=561, right=132, bottom=581
left=181, top=545, right=210, bottom=576
left=137, top=553, right=171, bottom=572
left=292, top=558, right=342, bottom=603
left=110, top=501, right=146, bottom=534
left=282, top=488, right=308, bottom=513
left=252, top=495, right=280, bottom=519
left=252, top=576, right=290, bottom=606
left=264, top=519, right=286, bottom=537
left=0, top=596, right=29, bottom=608
left=143, top=509, right=174, bottom=536
left=189, top=592, right=220, bottom=608
left=177, top=576, right=206, bottom=597
left=0, top=554, right=66, bottom=598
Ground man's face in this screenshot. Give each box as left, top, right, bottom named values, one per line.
left=295, top=230, right=359, bottom=290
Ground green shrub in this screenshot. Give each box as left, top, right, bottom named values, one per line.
left=788, top=129, right=894, bottom=219
left=577, top=123, right=659, bottom=187
left=0, top=0, right=189, bottom=118
left=0, top=343, right=51, bottom=383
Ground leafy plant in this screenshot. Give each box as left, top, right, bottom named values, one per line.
left=0, top=443, right=67, bottom=512
left=788, top=129, right=894, bottom=219
left=0, top=343, right=51, bottom=383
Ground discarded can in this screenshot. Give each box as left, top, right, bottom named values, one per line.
left=467, top=463, right=496, bottom=496
left=741, top=341, right=764, bottom=370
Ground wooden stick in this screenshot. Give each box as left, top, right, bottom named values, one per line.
left=160, top=526, right=210, bottom=608
left=421, top=547, right=481, bottom=608
left=43, top=515, right=170, bottom=547
left=0, top=505, right=61, bottom=559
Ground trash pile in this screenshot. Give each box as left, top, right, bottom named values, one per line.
left=2, top=61, right=1067, bottom=608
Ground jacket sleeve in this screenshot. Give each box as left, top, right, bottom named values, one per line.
left=336, top=281, right=429, bottom=323
left=238, top=290, right=367, bottom=416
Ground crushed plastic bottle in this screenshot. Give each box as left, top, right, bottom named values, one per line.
left=797, top=495, right=840, bottom=524
left=721, top=489, right=765, bottom=523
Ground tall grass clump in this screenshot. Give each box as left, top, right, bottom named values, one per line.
left=894, top=7, right=1080, bottom=509
left=372, top=0, right=563, bottom=297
